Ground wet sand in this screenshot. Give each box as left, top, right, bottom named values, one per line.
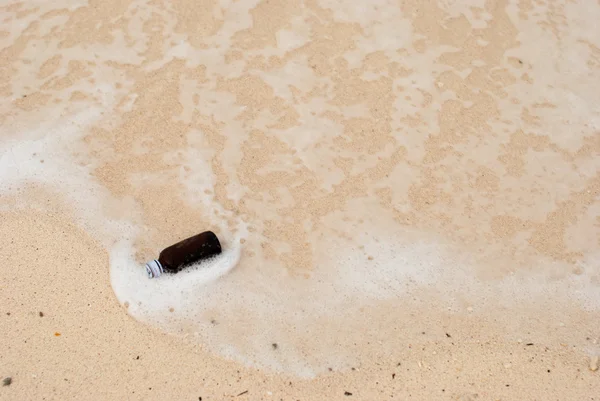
left=1, top=0, right=600, bottom=399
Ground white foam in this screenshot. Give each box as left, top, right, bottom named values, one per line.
left=110, top=236, right=242, bottom=322
left=2, top=0, right=600, bottom=380
left=2, top=126, right=599, bottom=380
left=2, top=112, right=599, bottom=378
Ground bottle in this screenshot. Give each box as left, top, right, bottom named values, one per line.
left=145, top=231, right=222, bottom=278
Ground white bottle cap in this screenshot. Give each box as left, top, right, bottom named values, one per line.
left=145, top=259, right=163, bottom=278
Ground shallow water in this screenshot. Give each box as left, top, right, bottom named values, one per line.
left=1, top=0, right=599, bottom=377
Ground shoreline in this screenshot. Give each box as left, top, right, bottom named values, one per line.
left=1, top=202, right=598, bottom=400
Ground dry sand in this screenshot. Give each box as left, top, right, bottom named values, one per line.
left=1, top=0, right=600, bottom=399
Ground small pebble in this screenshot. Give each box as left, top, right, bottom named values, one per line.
left=503, top=363, right=512, bottom=369
left=466, top=307, right=473, bottom=312
left=2, top=377, right=11, bottom=386
left=590, top=356, right=599, bottom=372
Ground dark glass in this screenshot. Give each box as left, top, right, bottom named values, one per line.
left=158, top=231, right=222, bottom=273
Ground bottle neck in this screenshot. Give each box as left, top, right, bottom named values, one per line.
left=145, top=259, right=163, bottom=278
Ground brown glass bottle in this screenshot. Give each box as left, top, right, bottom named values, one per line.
left=145, top=231, right=222, bottom=278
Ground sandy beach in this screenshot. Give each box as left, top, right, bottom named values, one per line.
left=1, top=0, right=599, bottom=399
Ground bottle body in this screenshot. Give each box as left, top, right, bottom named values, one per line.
left=145, top=231, right=222, bottom=278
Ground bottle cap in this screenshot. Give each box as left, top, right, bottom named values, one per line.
left=145, top=259, right=163, bottom=278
